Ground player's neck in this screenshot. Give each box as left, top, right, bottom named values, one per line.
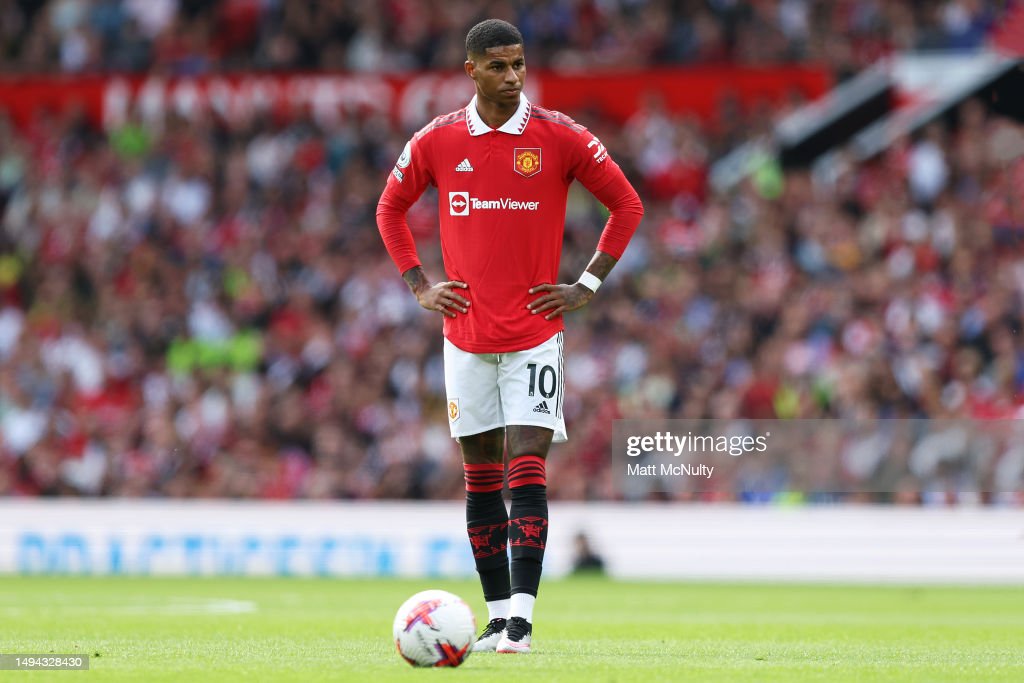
left=474, top=93, right=520, bottom=130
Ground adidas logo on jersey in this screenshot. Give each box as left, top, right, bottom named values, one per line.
left=455, top=159, right=474, bottom=172
left=532, top=401, right=551, bottom=414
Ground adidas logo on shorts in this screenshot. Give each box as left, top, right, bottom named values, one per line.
left=532, top=401, right=551, bottom=414
left=455, top=158, right=474, bottom=172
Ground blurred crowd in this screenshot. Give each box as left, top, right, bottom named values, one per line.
left=2, top=87, right=1023, bottom=502
left=0, top=0, right=1009, bottom=77
left=1, top=0, right=1023, bottom=503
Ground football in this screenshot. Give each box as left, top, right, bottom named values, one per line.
left=392, top=589, right=476, bottom=667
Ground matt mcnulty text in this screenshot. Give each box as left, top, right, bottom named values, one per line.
left=627, top=463, right=714, bottom=478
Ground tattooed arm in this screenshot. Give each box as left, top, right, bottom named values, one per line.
left=405, top=266, right=473, bottom=321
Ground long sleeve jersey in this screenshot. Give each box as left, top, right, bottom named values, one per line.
left=377, top=94, right=643, bottom=353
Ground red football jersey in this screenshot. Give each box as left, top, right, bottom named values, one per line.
left=378, top=95, right=640, bottom=353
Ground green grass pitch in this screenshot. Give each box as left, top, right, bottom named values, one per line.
left=2, top=576, right=1023, bottom=681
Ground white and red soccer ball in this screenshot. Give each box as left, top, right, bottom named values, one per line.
left=392, top=589, right=476, bottom=667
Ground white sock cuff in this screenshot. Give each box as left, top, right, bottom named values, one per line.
left=486, top=598, right=510, bottom=621
left=509, top=592, right=536, bottom=623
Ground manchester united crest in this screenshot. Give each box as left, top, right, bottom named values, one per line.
left=514, top=148, right=541, bottom=177
left=448, top=399, right=460, bottom=422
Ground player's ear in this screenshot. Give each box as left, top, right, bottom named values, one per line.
left=464, top=58, right=475, bottom=80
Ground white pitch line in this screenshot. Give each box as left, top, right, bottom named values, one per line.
left=0, top=599, right=258, bottom=616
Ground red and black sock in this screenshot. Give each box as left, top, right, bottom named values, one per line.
left=508, top=455, right=548, bottom=598
left=464, top=462, right=511, bottom=602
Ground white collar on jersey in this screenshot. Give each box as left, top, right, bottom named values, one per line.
left=465, top=93, right=532, bottom=136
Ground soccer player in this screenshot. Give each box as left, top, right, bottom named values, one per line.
left=376, top=19, right=643, bottom=654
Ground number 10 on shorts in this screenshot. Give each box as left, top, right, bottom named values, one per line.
left=527, top=363, right=557, bottom=398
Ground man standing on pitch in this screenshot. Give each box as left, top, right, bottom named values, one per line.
left=376, top=19, right=643, bottom=654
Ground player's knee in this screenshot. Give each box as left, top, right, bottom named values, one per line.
left=459, top=428, right=505, bottom=464
left=506, top=425, right=552, bottom=460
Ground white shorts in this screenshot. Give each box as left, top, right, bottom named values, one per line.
left=444, top=331, right=567, bottom=443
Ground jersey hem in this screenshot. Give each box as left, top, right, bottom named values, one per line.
left=444, top=328, right=564, bottom=354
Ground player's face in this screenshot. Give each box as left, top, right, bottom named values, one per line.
left=466, top=44, right=526, bottom=107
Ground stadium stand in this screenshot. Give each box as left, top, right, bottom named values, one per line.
left=0, top=0, right=1022, bottom=501
left=0, top=0, right=1008, bottom=75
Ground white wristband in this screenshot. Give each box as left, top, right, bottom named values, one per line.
left=577, top=271, right=603, bottom=292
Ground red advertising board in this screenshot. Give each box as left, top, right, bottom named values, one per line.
left=0, top=67, right=830, bottom=131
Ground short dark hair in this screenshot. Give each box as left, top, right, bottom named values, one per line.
left=465, top=19, right=523, bottom=58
